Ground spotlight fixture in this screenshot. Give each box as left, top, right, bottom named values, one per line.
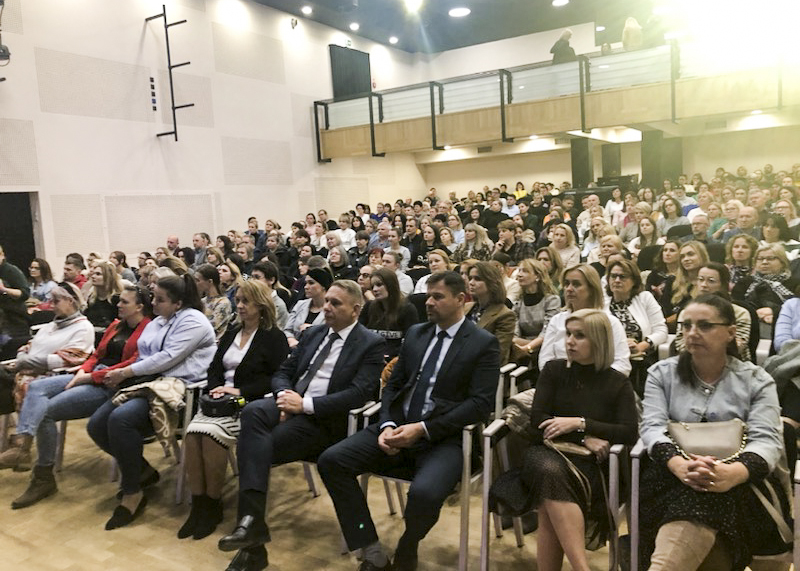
left=443, top=145, right=452, bottom=150
left=389, top=36, right=399, bottom=44
left=301, top=5, right=312, bottom=15
left=403, top=0, right=423, bottom=12
left=349, top=22, right=360, bottom=31
left=596, top=25, right=605, bottom=32
left=552, top=0, right=569, bottom=6
left=448, top=7, right=470, bottom=17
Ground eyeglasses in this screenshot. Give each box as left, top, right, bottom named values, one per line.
left=608, top=273, right=630, bottom=281
left=358, top=272, right=372, bottom=278
left=695, top=276, right=719, bottom=284
left=756, top=256, right=779, bottom=263
left=677, top=320, right=730, bottom=332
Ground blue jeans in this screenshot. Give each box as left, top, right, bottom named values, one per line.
left=87, top=397, right=154, bottom=494
left=16, top=373, right=112, bottom=467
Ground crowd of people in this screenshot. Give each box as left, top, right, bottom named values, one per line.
left=0, top=160, right=799, bottom=570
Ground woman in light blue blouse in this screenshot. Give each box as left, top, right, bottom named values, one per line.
left=28, top=258, right=57, bottom=304
left=88, top=274, right=216, bottom=530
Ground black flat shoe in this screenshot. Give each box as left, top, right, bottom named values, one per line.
left=218, top=516, right=269, bottom=552
left=225, top=547, right=268, bottom=571
left=105, top=495, right=148, bottom=530
left=115, top=468, right=160, bottom=500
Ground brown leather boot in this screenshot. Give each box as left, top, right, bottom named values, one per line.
left=11, top=464, right=57, bottom=509
left=0, top=433, right=33, bottom=471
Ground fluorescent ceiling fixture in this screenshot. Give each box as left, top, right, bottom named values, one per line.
left=529, top=135, right=539, bottom=140
left=301, top=6, right=312, bottom=15
left=518, top=85, right=525, bottom=89
left=751, top=109, right=763, bottom=115
left=389, top=36, right=399, bottom=44
left=444, top=145, right=453, bottom=150
left=599, top=65, right=610, bottom=69
left=404, top=0, right=423, bottom=12
left=349, top=22, right=360, bottom=31
left=552, top=0, right=569, bottom=7
left=596, top=25, right=605, bottom=31
left=448, top=7, right=471, bottom=17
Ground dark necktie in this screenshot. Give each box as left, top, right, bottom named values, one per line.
left=407, top=330, right=448, bottom=422
left=296, top=332, right=340, bottom=396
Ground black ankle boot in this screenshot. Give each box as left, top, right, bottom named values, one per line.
left=193, top=496, right=223, bottom=540
left=178, top=495, right=206, bottom=539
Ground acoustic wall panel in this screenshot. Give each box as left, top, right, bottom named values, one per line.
left=221, top=137, right=293, bottom=185
left=291, top=94, right=315, bottom=138
left=50, top=195, right=106, bottom=259
left=212, top=23, right=285, bottom=84
left=0, top=119, right=40, bottom=186
left=314, top=177, right=369, bottom=220
left=176, top=0, right=206, bottom=12
left=2, top=0, right=23, bottom=34
left=35, top=48, right=153, bottom=122
left=105, top=193, right=213, bottom=255
left=158, top=70, right=215, bottom=128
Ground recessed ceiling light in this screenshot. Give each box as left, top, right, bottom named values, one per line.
left=389, top=36, right=399, bottom=44
left=529, top=135, right=539, bottom=140
left=599, top=65, right=610, bottom=69
left=751, top=109, right=763, bottom=115
left=552, top=0, right=569, bottom=6
left=444, top=145, right=452, bottom=150
left=596, top=25, right=605, bottom=32
left=518, top=85, right=525, bottom=90
left=449, top=7, right=471, bottom=17
left=404, top=0, right=423, bottom=12
left=349, top=22, right=360, bottom=31
left=301, top=6, right=312, bottom=15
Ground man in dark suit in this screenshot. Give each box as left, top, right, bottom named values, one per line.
left=318, top=271, right=500, bottom=571
left=217, top=280, right=386, bottom=571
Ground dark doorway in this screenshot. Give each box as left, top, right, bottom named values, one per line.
left=0, top=193, right=36, bottom=272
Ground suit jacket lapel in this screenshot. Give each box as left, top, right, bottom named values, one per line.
left=437, top=320, right=471, bottom=379
left=295, top=327, right=327, bottom=384
left=406, top=325, right=436, bottom=388
left=328, top=325, right=360, bottom=392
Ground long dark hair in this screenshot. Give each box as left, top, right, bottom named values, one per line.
left=123, top=284, right=154, bottom=318
left=366, top=267, right=403, bottom=328
left=157, top=274, right=204, bottom=312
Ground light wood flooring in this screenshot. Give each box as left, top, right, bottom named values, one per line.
left=0, top=419, right=611, bottom=570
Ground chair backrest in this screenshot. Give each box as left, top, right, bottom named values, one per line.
left=636, top=245, right=663, bottom=272
left=706, top=243, right=726, bottom=264
left=407, top=267, right=430, bottom=285
left=408, top=292, right=428, bottom=323
left=666, top=224, right=692, bottom=239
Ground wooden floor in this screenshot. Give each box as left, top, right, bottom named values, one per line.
left=0, top=419, right=611, bottom=570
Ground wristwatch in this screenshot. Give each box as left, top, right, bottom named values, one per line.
left=577, top=417, right=586, bottom=433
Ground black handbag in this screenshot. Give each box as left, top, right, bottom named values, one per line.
left=199, top=393, right=246, bottom=418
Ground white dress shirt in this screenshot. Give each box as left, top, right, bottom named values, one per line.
left=301, top=321, right=357, bottom=414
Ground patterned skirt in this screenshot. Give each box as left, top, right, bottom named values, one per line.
left=185, top=411, right=241, bottom=449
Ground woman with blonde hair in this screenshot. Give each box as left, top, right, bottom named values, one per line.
left=662, top=241, right=709, bottom=333
left=438, top=226, right=458, bottom=254
left=218, top=261, right=243, bottom=308
left=512, top=259, right=561, bottom=360
left=536, top=246, right=565, bottom=292
left=452, top=223, right=493, bottom=262
left=178, top=280, right=289, bottom=540
left=725, top=233, right=759, bottom=288
left=85, top=260, right=124, bottom=329
left=732, top=244, right=799, bottom=328
left=413, top=249, right=452, bottom=294
left=490, top=309, right=637, bottom=571
left=539, top=264, right=631, bottom=376
left=550, top=223, right=580, bottom=268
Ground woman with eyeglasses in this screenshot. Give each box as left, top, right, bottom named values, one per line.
left=639, top=294, right=789, bottom=570
left=732, top=244, right=799, bottom=331
left=673, top=263, right=753, bottom=361
left=1, top=285, right=151, bottom=508
left=604, top=259, right=667, bottom=396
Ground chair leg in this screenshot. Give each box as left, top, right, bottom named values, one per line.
left=303, top=462, right=320, bottom=497
left=228, top=447, right=238, bottom=476
left=382, top=479, right=396, bottom=515
left=394, top=481, right=406, bottom=515
left=175, top=436, right=187, bottom=505
left=459, top=428, right=472, bottom=571
left=109, top=458, right=119, bottom=482
left=54, top=419, right=67, bottom=472
left=0, top=413, right=10, bottom=452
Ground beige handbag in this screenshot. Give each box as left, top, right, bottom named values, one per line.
left=667, top=418, right=747, bottom=462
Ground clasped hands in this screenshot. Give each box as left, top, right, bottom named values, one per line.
left=378, top=423, right=425, bottom=455
left=668, top=454, right=747, bottom=493
left=276, top=389, right=304, bottom=421
left=539, top=416, right=610, bottom=461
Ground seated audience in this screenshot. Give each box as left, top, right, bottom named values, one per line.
left=535, top=246, right=565, bottom=293
left=732, top=244, right=798, bottom=328
left=249, top=261, right=290, bottom=330
left=511, top=259, right=561, bottom=362
left=27, top=258, right=57, bottom=304
left=217, top=280, right=385, bottom=571
left=550, top=223, right=580, bottom=268
left=661, top=241, right=708, bottom=333
left=452, top=223, right=493, bottom=263
left=317, top=271, right=499, bottom=571
left=1, top=285, right=151, bottom=509
left=627, top=215, right=664, bottom=261
left=726, top=233, right=758, bottom=288
left=193, top=264, right=233, bottom=342
left=87, top=275, right=216, bottom=530
left=588, top=234, right=625, bottom=278
left=329, top=246, right=357, bottom=281
left=490, top=309, right=637, bottom=571
left=413, top=249, right=451, bottom=295
left=539, top=264, right=631, bottom=376
left=178, top=280, right=290, bottom=540
left=639, top=294, right=788, bottom=570
left=761, top=214, right=800, bottom=259
left=283, top=267, right=330, bottom=348
left=381, top=251, right=413, bottom=297
left=359, top=267, right=419, bottom=360
left=437, top=226, right=458, bottom=254
left=465, top=261, right=517, bottom=365
left=656, top=197, right=689, bottom=236
left=218, top=261, right=243, bottom=308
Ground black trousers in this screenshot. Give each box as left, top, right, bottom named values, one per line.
left=236, top=397, right=335, bottom=532
left=317, top=424, right=463, bottom=552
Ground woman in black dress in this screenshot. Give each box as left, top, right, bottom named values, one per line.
left=490, top=309, right=637, bottom=571
left=358, top=267, right=418, bottom=360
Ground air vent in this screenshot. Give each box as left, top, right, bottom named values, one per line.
left=555, top=137, right=570, bottom=145
left=705, top=119, right=727, bottom=130
left=477, top=146, right=492, bottom=153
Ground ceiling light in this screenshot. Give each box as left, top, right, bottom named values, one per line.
left=389, top=36, right=399, bottom=44
left=301, top=5, right=312, bottom=15
left=751, top=109, right=763, bottom=115
left=599, top=65, right=609, bottom=69
left=444, top=145, right=452, bottom=150
left=518, top=85, right=525, bottom=89
left=448, top=7, right=471, bottom=17
left=349, top=22, right=360, bottom=31
left=552, top=0, right=569, bottom=6
left=596, top=25, right=605, bottom=32
left=404, top=0, right=423, bottom=12
left=530, top=135, right=538, bottom=140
